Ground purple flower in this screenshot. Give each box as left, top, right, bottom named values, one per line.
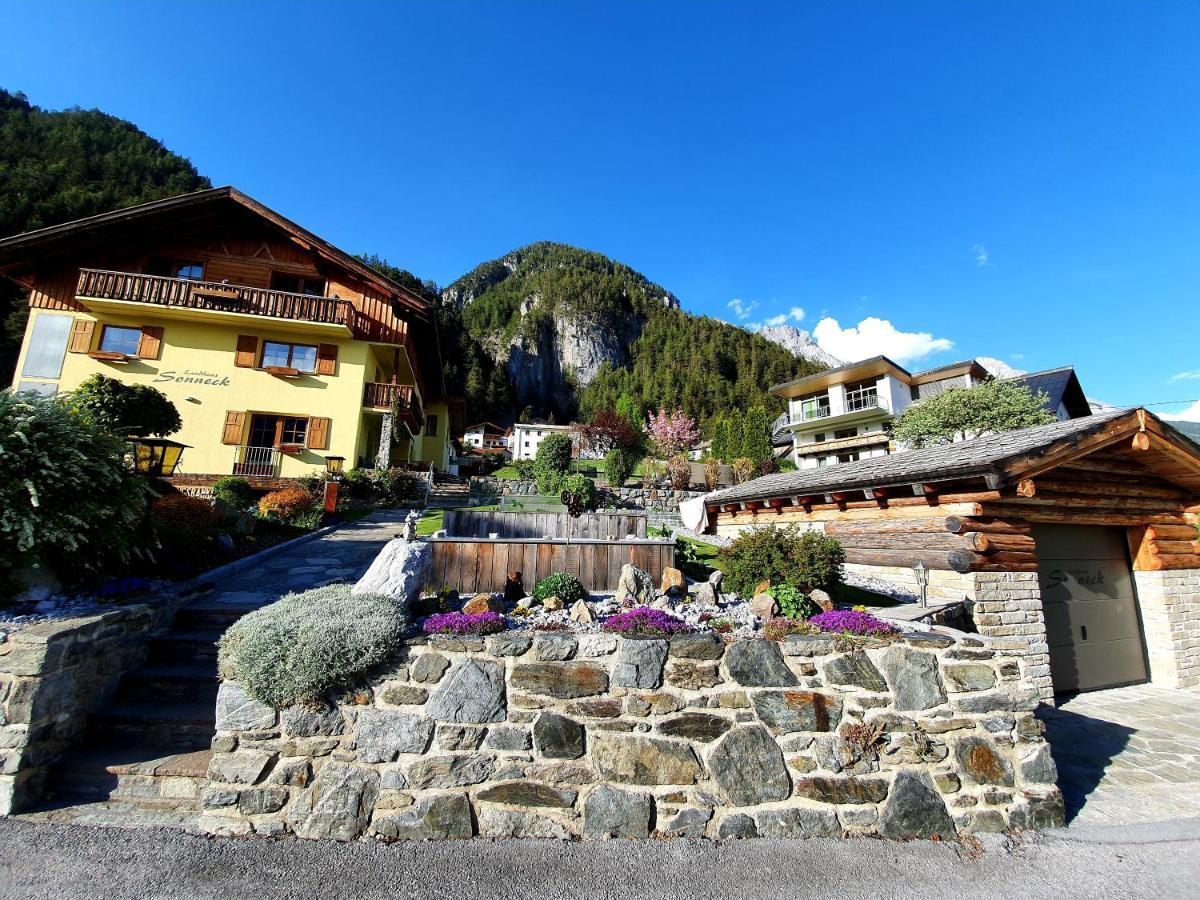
left=422, top=611, right=508, bottom=636
left=809, top=609, right=897, bottom=637
left=601, top=608, right=691, bottom=637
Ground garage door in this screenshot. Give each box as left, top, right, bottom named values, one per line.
left=1033, top=524, right=1148, bottom=694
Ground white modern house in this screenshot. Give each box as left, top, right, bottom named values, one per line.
left=771, top=357, right=1092, bottom=470
left=509, top=422, right=577, bottom=461
left=462, top=422, right=510, bottom=452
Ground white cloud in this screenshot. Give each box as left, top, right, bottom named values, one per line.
left=763, top=313, right=789, bottom=327
left=1166, top=399, right=1200, bottom=423
left=1169, top=370, right=1200, bottom=383
left=811, top=316, right=954, bottom=365
left=972, top=244, right=993, bottom=267
left=788, top=306, right=805, bottom=322
left=727, top=298, right=757, bottom=321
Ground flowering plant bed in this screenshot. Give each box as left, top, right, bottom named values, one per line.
left=809, top=609, right=898, bottom=637
left=601, top=607, right=691, bottom=637
left=422, top=611, right=507, bottom=636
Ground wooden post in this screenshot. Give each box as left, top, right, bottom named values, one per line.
left=323, top=480, right=339, bottom=514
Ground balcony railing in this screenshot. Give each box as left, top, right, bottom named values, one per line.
left=363, top=382, right=424, bottom=432
left=78, top=268, right=357, bottom=332
left=845, top=387, right=883, bottom=413
left=800, top=402, right=832, bottom=422
left=232, top=445, right=281, bottom=477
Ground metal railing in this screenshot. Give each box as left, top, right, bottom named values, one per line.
left=232, top=445, right=281, bottom=477
left=845, top=387, right=882, bottom=413
left=800, top=401, right=832, bottom=422
left=363, top=382, right=424, bottom=431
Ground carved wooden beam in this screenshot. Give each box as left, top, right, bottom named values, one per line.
left=1016, top=478, right=1038, bottom=498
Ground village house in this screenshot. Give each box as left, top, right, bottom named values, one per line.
left=461, top=421, right=511, bottom=453
left=509, top=421, right=578, bottom=461
left=706, top=408, right=1200, bottom=697
left=771, top=356, right=1092, bottom=469
left=0, top=187, right=455, bottom=489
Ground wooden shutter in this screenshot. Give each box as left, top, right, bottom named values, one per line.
left=68, top=319, right=95, bottom=353
left=307, top=416, right=331, bottom=450
left=316, top=343, right=338, bottom=375
left=234, top=335, right=258, bottom=367
left=222, top=411, right=246, bottom=445
left=137, top=326, right=164, bottom=359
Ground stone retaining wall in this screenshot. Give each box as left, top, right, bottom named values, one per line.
left=200, top=629, right=1063, bottom=841
left=469, top=478, right=705, bottom=516
left=0, top=606, right=158, bottom=814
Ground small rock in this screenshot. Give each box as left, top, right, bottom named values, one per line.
left=662, top=807, right=711, bottom=837
left=749, top=593, right=780, bottom=619
left=656, top=712, right=732, bottom=742
left=692, top=582, right=719, bottom=605
left=809, top=588, right=834, bottom=612
left=461, top=594, right=504, bottom=615
left=717, top=813, right=758, bottom=839
left=823, top=652, right=887, bottom=692
left=534, top=633, right=578, bottom=661
left=660, top=567, right=686, bottom=595
left=570, top=600, right=594, bottom=624
left=411, top=653, right=450, bottom=684
left=542, top=596, right=564, bottom=611
left=485, top=726, right=532, bottom=751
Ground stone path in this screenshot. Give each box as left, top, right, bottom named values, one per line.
left=1041, top=683, right=1200, bottom=826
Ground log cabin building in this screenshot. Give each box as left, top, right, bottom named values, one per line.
left=1, top=187, right=458, bottom=489
left=705, top=409, right=1200, bottom=698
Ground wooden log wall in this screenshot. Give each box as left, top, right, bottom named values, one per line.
left=442, top=510, right=649, bottom=540
left=825, top=516, right=1038, bottom=574
left=427, top=538, right=676, bottom=593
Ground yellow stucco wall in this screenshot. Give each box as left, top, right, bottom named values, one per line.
left=13, top=306, right=449, bottom=479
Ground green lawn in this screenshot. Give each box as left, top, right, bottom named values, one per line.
left=416, top=509, right=444, bottom=536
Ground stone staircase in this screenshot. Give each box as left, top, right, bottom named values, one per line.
left=29, top=598, right=258, bottom=828
left=427, top=472, right=470, bottom=509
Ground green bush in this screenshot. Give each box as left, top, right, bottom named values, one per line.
left=218, top=584, right=407, bottom=708
left=533, top=433, right=573, bottom=494
left=515, top=459, right=536, bottom=480
left=768, top=583, right=820, bottom=621
left=66, top=374, right=181, bottom=437
left=603, top=448, right=638, bottom=487
left=560, top=473, right=599, bottom=517
left=0, top=392, right=147, bottom=588
left=717, top=525, right=845, bottom=597
left=531, top=572, right=588, bottom=605
left=212, top=476, right=255, bottom=510
left=338, top=468, right=419, bottom=505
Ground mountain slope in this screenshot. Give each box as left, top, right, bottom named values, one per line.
left=758, top=325, right=843, bottom=368
left=444, top=242, right=822, bottom=426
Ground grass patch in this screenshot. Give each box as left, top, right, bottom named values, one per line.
left=416, top=509, right=444, bottom=537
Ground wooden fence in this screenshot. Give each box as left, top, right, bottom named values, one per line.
left=426, top=537, right=675, bottom=593
left=442, top=510, right=648, bottom=540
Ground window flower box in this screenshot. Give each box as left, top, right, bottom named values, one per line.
left=277, top=443, right=304, bottom=455
left=264, top=365, right=301, bottom=378
left=87, top=350, right=130, bottom=363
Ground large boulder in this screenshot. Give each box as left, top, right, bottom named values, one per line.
left=877, top=770, right=955, bottom=840
left=425, top=659, right=507, bottom=723
left=352, top=538, right=432, bottom=607
left=615, top=564, right=655, bottom=607
left=287, top=762, right=379, bottom=841
left=583, top=785, right=653, bottom=838
left=707, top=725, right=791, bottom=806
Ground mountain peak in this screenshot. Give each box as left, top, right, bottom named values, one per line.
left=757, top=324, right=843, bottom=368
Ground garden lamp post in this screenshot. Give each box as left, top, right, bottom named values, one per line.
left=913, top=560, right=929, bottom=608
left=129, top=438, right=190, bottom=478
left=323, top=456, right=345, bottom=514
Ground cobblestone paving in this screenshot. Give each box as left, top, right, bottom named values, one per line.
left=1042, top=684, right=1200, bottom=825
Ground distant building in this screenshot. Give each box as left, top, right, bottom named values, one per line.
left=462, top=422, right=510, bottom=453
left=510, top=422, right=576, bottom=461
left=770, top=357, right=1091, bottom=470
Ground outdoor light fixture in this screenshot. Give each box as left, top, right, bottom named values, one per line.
left=913, top=561, right=930, bottom=608
left=325, top=456, right=346, bottom=477
left=129, top=438, right=190, bottom=477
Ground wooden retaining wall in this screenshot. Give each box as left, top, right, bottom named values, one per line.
left=443, top=510, right=648, bottom=540
left=426, top=537, right=675, bottom=593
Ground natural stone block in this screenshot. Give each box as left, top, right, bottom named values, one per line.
left=201, top=786, right=239, bottom=809
left=565, top=698, right=622, bottom=718
left=485, top=726, right=532, bottom=751
left=591, top=733, right=702, bottom=786
left=656, top=713, right=732, bottom=743
left=755, top=807, right=839, bottom=838
left=583, top=785, right=653, bottom=838
left=436, top=724, right=485, bottom=752
left=356, top=710, right=435, bottom=763
left=267, top=758, right=312, bottom=787
left=669, top=633, right=725, bottom=660
left=953, top=689, right=1039, bottom=713
left=877, top=770, right=955, bottom=840
left=626, top=693, right=683, bottom=716
left=406, top=754, right=496, bottom=790
left=717, top=813, right=758, bottom=839
left=823, top=653, right=887, bottom=692
left=724, top=641, right=798, bottom=687
left=216, top=683, right=276, bottom=732
left=1019, top=744, right=1057, bottom=784
left=287, top=762, right=379, bottom=841
left=534, top=634, right=578, bottom=661
left=477, top=806, right=573, bottom=839
left=511, top=662, right=609, bottom=699
left=411, top=653, right=450, bottom=684
left=534, top=711, right=585, bottom=759
left=379, top=683, right=428, bottom=706
left=578, top=634, right=619, bottom=657
left=880, top=647, right=946, bottom=711
left=942, top=663, right=998, bottom=692
left=612, top=638, right=669, bottom=689
left=281, top=703, right=344, bottom=738
left=662, top=806, right=711, bottom=837
left=487, top=632, right=533, bottom=657
left=237, top=786, right=289, bottom=816
left=666, top=661, right=722, bottom=690
left=209, top=750, right=275, bottom=786
left=426, top=659, right=507, bottom=723
left=707, top=725, right=790, bottom=806
left=370, top=792, right=473, bottom=840
left=781, top=634, right=837, bottom=657
left=956, top=737, right=1015, bottom=787
left=475, top=782, right=578, bottom=808
left=793, top=776, right=888, bottom=804
left=753, top=690, right=841, bottom=735
left=524, top=763, right=596, bottom=785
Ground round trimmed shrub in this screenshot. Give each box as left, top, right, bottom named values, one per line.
left=211, top=476, right=255, bottom=510
left=531, top=572, right=588, bottom=606
left=534, top=433, right=573, bottom=494
left=717, top=525, right=845, bottom=597
left=258, top=486, right=316, bottom=523
left=218, top=584, right=407, bottom=708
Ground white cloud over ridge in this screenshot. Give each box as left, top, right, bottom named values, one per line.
left=727, top=298, right=757, bottom=320
left=811, top=316, right=953, bottom=366
left=747, top=305, right=805, bottom=332
left=1169, top=370, right=1200, bottom=383
left=1166, top=399, right=1200, bottom=423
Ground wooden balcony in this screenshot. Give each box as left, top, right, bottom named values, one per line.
left=77, top=268, right=359, bottom=335
left=363, top=382, right=424, bottom=432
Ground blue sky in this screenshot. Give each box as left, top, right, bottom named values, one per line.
left=4, top=1, right=1199, bottom=418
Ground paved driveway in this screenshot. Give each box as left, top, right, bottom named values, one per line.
left=1041, top=684, right=1200, bottom=825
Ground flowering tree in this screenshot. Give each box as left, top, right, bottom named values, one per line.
left=646, top=409, right=701, bottom=459
left=575, top=408, right=644, bottom=457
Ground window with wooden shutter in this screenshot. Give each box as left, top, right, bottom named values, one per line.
left=307, top=417, right=331, bottom=450
left=234, top=335, right=258, bottom=367
left=67, top=319, right=95, bottom=353
left=316, top=343, right=338, bottom=375
left=137, top=326, right=164, bottom=360
left=222, top=411, right=247, bottom=445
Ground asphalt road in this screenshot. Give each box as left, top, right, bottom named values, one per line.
left=2, top=817, right=1199, bottom=900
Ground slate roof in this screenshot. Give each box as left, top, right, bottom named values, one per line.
left=1006, top=367, right=1092, bottom=418
left=708, top=408, right=1134, bottom=506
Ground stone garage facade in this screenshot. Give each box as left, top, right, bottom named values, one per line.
left=705, top=409, right=1200, bottom=697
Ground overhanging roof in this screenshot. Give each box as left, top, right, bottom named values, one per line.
left=707, top=408, right=1200, bottom=507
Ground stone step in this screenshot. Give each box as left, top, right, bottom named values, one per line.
left=146, top=629, right=222, bottom=665
left=17, top=798, right=201, bottom=831
left=116, top=662, right=220, bottom=704
left=48, top=744, right=211, bottom=809
left=88, top=700, right=216, bottom=750
left=173, top=602, right=259, bottom=631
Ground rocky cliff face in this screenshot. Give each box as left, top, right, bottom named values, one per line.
left=758, top=325, right=843, bottom=368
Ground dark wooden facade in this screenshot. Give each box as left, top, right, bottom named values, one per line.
left=442, top=510, right=649, bottom=540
